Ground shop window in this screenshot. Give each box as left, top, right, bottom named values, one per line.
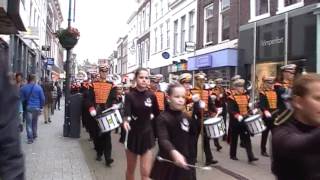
left=204, top=4, right=214, bottom=45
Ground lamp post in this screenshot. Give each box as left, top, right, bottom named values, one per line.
left=63, top=0, right=74, bottom=136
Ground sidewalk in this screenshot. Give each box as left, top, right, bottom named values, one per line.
left=21, top=100, right=93, bottom=180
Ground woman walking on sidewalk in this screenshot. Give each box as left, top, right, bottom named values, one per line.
left=123, top=68, right=160, bottom=180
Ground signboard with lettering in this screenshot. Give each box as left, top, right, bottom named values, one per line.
left=46, top=58, right=54, bottom=65
left=185, top=42, right=196, bottom=52
left=93, top=82, right=113, bottom=104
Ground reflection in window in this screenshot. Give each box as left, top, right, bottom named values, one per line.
left=221, top=0, right=230, bottom=11
left=256, top=0, right=269, bottom=16
left=222, top=14, right=230, bottom=41
left=285, top=0, right=302, bottom=7
left=204, top=4, right=214, bottom=44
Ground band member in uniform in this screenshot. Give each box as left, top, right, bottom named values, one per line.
left=259, top=76, right=277, bottom=157
left=123, top=68, right=160, bottom=180
left=227, top=78, right=258, bottom=162
left=209, top=78, right=225, bottom=148
left=85, top=65, right=114, bottom=166
left=272, top=73, right=320, bottom=180
left=151, top=83, right=197, bottom=180
left=191, top=72, right=218, bottom=165
left=274, top=64, right=296, bottom=125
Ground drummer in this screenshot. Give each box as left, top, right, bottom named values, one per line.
left=191, top=72, right=218, bottom=165
left=85, top=65, right=114, bottom=166
left=259, top=76, right=277, bottom=157
left=122, top=68, right=160, bottom=180
left=227, top=78, right=258, bottom=162
left=150, top=83, right=198, bottom=180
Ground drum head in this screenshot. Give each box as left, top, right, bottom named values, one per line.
left=204, top=117, right=222, bottom=125
left=244, top=114, right=261, bottom=122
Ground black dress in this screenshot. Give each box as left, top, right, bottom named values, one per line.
left=150, top=109, right=197, bottom=180
left=272, top=116, right=320, bottom=180
left=124, top=88, right=160, bottom=155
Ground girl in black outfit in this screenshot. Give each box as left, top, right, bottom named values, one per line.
left=123, top=68, right=160, bottom=180
left=150, top=83, right=197, bottom=180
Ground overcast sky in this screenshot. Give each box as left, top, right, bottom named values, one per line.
left=59, top=0, right=137, bottom=64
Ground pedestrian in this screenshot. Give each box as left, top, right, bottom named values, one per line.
left=55, top=81, right=62, bottom=110
left=0, top=54, right=25, bottom=179
left=51, top=81, right=58, bottom=114
left=41, top=78, right=53, bottom=124
left=272, top=73, right=320, bottom=180
left=123, top=68, right=160, bottom=180
left=150, top=83, right=197, bottom=180
left=20, top=74, right=45, bottom=144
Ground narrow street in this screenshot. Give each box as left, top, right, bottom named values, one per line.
left=22, top=99, right=274, bottom=180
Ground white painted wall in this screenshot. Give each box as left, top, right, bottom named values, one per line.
left=149, top=0, right=197, bottom=69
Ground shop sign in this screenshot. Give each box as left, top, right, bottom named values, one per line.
left=261, top=37, right=284, bottom=47
left=185, top=42, right=196, bottom=52
left=196, top=55, right=212, bottom=68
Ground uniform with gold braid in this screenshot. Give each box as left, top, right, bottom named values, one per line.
left=259, top=76, right=277, bottom=157
left=227, top=78, right=258, bottom=162
left=191, top=72, right=219, bottom=165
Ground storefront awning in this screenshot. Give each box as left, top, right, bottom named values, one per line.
left=187, top=48, right=238, bottom=71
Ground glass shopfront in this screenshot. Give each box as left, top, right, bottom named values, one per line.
left=238, top=4, right=318, bottom=81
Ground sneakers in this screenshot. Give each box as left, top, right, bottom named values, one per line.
left=27, top=139, right=33, bottom=144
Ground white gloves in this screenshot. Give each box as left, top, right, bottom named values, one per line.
left=112, top=103, right=121, bottom=110
left=199, top=100, right=206, bottom=109
left=252, top=108, right=259, bottom=115
left=219, top=94, right=224, bottom=98
left=150, top=113, right=154, bottom=120
left=237, top=115, right=244, bottom=122
left=217, top=107, right=223, bottom=115
left=248, top=102, right=254, bottom=109
left=89, top=107, right=97, bottom=117
left=210, top=95, right=217, bottom=101
left=264, top=111, right=272, bottom=118
left=192, top=94, right=200, bottom=102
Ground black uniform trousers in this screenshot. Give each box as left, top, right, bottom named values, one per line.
left=261, top=116, right=274, bottom=153
left=94, top=131, right=112, bottom=161
left=229, top=121, right=254, bottom=160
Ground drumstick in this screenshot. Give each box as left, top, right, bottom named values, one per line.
left=156, top=156, right=212, bottom=171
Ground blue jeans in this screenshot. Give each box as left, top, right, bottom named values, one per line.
left=26, top=107, right=40, bottom=141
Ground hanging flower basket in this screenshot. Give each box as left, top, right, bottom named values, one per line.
left=55, top=27, right=80, bottom=50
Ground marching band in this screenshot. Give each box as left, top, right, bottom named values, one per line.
left=74, top=63, right=302, bottom=180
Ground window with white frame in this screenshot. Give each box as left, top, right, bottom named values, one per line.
left=173, top=20, right=179, bottom=55
left=221, top=0, right=230, bottom=11
left=145, top=39, right=150, bottom=61
left=160, top=24, right=164, bottom=50
left=256, top=0, right=269, bottom=16
left=142, top=10, right=146, bottom=32
left=221, top=14, right=230, bottom=41
left=161, top=0, right=164, bottom=16
left=284, top=0, right=302, bottom=7
left=189, top=11, right=195, bottom=42
left=166, top=20, right=170, bottom=48
left=155, top=3, right=158, bottom=20
left=154, top=28, right=158, bottom=53
left=146, top=4, right=150, bottom=28
left=141, top=41, right=145, bottom=63
left=181, top=16, right=186, bottom=53
left=204, top=4, right=214, bottom=44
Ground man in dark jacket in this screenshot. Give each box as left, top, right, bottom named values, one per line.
left=0, top=55, right=25, bottom=179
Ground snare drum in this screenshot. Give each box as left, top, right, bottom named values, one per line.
left=96, top=109, right=123, bottom=133
left=204, top=117, right=226, bottom=139
left=244, top=114, right=266, bottom=135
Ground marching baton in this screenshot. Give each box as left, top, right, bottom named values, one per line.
left=156, top=156, right=212, bottom=171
